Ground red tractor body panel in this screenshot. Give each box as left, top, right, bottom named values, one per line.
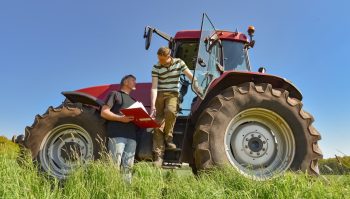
left=174, top=30, right=248, bottom=43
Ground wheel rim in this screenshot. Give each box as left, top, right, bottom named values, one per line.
left=224, top=108, right=295, bottom=180
left=39, top=124, right=94, bottom=179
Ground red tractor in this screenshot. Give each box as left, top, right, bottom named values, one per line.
left=14, top=14, right=322, bottom=180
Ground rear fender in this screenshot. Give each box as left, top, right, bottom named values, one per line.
left=62, top=83, right=152, bottom=108
left=62, top=91, right=105, bottom=108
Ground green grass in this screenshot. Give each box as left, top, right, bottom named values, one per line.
left=1, top=139, right=350, bottom=199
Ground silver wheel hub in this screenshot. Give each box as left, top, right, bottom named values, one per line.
left=39, top=124, right=93, bottom=179
left=224, top=108, right=295, bottom=180
left=233, top=122, right=276, bottom=166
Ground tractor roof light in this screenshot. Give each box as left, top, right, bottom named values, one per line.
left=248, top=26, right=255, bottom=37
left=245, top=25, right=256, bottom=49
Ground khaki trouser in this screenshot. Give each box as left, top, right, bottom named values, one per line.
left=153, top=91, right=178, bottom=157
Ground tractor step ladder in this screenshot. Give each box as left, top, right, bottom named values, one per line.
left=162, top=115, right=189, bottom=165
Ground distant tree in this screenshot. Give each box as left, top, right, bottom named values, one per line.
left=319, top=155, right=350, bottom=175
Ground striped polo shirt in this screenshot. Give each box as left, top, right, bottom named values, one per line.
left=152, top=58, right=188, bottom=92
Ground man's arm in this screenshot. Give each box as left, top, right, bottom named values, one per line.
left=150, top=76, right=158, bottom=117
left=183, top=68, right=203, bottom=96
left=100, top=105, right=134, bottom=123
left=183, top=68, right=194, bottom=81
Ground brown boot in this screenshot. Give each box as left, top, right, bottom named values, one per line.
left=165, top=137, right=177, bottom=149
left=153, top=156, right=163, bottom=168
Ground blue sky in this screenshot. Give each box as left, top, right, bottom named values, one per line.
left=0, top=0, right=348, bottom=158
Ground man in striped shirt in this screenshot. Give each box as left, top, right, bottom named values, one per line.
left=150, top=46, right=201, bottom=167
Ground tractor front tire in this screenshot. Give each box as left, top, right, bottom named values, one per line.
left=192, top=82, right=322, bottom=180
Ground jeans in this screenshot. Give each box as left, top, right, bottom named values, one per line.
left=108, top=137, right=137, bottom=183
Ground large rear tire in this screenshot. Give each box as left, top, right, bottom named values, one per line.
left=24, top=103, right=107, bottom=179
left=192, top=82, right=323, bottom=180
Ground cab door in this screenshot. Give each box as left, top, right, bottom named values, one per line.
left=192, top=14, right=223, bottom=99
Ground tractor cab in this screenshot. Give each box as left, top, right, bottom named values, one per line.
left=144, top=14, right=255, bottom=115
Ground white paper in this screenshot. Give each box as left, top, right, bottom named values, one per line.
left=127, top=101, right=147, bottom=113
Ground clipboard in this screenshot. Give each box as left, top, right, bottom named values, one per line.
left=120, top=102, right=160, bottom=128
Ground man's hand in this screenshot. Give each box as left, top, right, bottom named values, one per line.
left=183, top=68, right=204, bottom=97
left=101, top=104, right=134, bottom=123
left=119, top=116, right=134, bottom=123
left=150, top=107, right=156, bottom=118
left=193, top=80, right=204, bottom=97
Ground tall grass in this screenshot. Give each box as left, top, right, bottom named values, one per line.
left=1, top=139, right=349, bottom=199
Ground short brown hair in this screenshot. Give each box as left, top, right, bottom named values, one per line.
left=120, top=74, right=136, bottom=86
left=157, top=47, right=171, bottom=56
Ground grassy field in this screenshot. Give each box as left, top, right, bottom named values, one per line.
left=1, top=138, right=349, bottom=199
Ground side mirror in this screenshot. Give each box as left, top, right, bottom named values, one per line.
left=144, top=26, right=153, bottom=50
